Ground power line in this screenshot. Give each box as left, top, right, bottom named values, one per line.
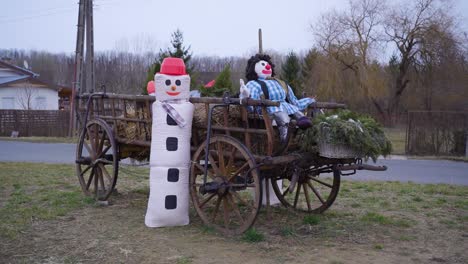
left=0, top=0, right=136, bottom=24
left=0, top=5, right=75, bottom=19
left=0, top=8, right=76, bottom=24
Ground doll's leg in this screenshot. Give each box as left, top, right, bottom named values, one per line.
left=292, top=112, right=304, bottom=119
left=293, top=112, right=312, bottom=129
left=271, top=111, right=290, bottom=143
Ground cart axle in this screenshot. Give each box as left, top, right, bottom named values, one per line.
left=199, top=178, right=229, bottom=196
left=337, top=164, right=387, bottom=172
left=76, top=157, right=92, bottom=165
left=76, top=154, right=114, bottom=166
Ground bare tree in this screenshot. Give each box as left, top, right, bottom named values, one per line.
left=312, top=0, right=387, bottom=114
left=384, top=0, right=458, bottom=121
left=312, top=0, right=463, bottom=125
left=16, top=81, right=36, bottom=110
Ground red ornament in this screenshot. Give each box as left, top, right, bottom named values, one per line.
left=204, top=80, right=215, bottom=88
left=147, top=80, right=155, bottom=94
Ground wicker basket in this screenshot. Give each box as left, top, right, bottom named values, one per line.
left=318, top=141, right=361, bottom=159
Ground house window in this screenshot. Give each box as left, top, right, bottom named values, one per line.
left=35, top=96, right=47, bottom=110
left=1, top=97, right=15, bottom=109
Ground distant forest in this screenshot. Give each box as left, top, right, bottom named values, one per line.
left=1, top=0, right=467, bottom=126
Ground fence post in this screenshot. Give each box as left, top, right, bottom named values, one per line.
left=465, top=113, right=468, bottom=157
left=465, top=131, right=468, bottom=157
left=405, top=111, right=410, bottom=154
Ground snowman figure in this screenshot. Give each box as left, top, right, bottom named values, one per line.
left=145, top=58, right=194, bottom=227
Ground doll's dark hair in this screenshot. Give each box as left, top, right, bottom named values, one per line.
left=245, top=53, right=276, bottom=81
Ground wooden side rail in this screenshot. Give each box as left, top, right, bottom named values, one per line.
left=77, top=93, right=347, bottom=159
left=309, top=102, right=347, bottom=109
left=77, top=93, right=280, bottom=107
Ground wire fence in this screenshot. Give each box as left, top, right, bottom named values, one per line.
left=406, top=111, right=468, bottom=156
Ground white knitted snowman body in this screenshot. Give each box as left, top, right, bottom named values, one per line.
left=145, top=58, right=194, bottom=227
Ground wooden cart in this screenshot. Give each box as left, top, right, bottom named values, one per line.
left=75, top=92, right=386, bottom=235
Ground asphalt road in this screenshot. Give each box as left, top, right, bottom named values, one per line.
left=0, top=140, right=77, bottom=164
left=348, top=158, right=468, bottom=186
left=1, top=140, right=467, bottom=185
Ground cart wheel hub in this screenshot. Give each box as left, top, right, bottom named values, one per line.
left=199, top=177, right=229, bottom=196
left=215, top=177, right=229, bottom=196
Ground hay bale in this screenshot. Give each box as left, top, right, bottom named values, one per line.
left=115, top=109, right=151, bottom=161
left=116, top=109, right=150, bottom=141
left=193, top=103, right=241, bottom=127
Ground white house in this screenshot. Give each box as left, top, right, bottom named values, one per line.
left=0, top=60, right=61, bottom=110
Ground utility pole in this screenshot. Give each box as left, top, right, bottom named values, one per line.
left=70, top=0, right=85, bottom=137
left=84, top=0, right=95, bottom=93
left=70, top=0, right=94, bottom=136
left=258, top=28, right=263, bottom=54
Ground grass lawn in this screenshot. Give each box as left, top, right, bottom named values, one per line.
left=0, top=162, right=93, bottom=238
left=1, top=162, right=467, bottom=263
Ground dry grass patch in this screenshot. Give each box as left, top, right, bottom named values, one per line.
left=1, top=162, right=467, bottom=263
left=383, top=127, right=406, bottom=155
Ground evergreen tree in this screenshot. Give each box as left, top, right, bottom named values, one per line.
left=143, top=29, right=194, bottom=94
left=280, top=51, right=301, bottom=94
left=300, top=48, right=320, bottom=96
left=164, top=29, right=192, bottom=62
left=199, top=64, right=232, bottom=97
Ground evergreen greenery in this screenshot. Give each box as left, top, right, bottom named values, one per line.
left=300, top=48, right=320, bottom=95
left=280, top=51, right=301, bottom=94
left=298, top=110, right=392, bottom=162
left=199, top=64, right=233, bottom=97
left=143, top=29, right=194, bottom=94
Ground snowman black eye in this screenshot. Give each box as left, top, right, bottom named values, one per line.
left=165, top=80, right=171, bottom=86
left=261, top=62, right=265, bottom=66
left=175, top=80, right=181, bottom=86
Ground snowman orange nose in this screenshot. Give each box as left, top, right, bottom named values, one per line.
left=171, top=86, right=176, bottom=91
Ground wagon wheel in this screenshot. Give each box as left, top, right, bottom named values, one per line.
left=76, top=118, right=118, bottom=201
left=271, top=166, right=340, bottom=213
left=190, top=135, right=262, bottom=235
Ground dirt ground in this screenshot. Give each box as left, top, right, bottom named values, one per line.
left=1, top=182, right=467, bottom=264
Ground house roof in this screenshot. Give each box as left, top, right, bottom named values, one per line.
left=0, top=75, right=30, bottom=86
left=58, top=85, right=72, bottom=97
left=0, top=59, right=67, bottom=92
left=0, top=60, right=38, bottom=77
left=0, top=59, right=39, bottom=87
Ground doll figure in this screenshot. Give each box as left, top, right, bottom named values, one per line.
left=240, top=54, right=315, bottom=143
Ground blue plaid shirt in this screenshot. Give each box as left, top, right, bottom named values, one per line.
left=242, top=78, right=315, bottom=114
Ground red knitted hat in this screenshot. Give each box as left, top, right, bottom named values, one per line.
left=159, top=57, right=187, bottom=75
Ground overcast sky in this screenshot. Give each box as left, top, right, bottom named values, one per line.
left=1, top=0, right=467, bottom=57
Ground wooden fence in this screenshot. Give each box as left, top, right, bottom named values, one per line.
left=406, top=111, right=467, bottom=156
left=0, top=110, right=70, bottom=137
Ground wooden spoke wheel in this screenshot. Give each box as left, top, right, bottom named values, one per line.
left=76, top=118, right=119, bottom=201
left=190, top=135, right=262, bottom=235
left=271, top=166, right=340, bottom=213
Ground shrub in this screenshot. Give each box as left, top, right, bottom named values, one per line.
left=199, top=64, right=233, bottom=97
